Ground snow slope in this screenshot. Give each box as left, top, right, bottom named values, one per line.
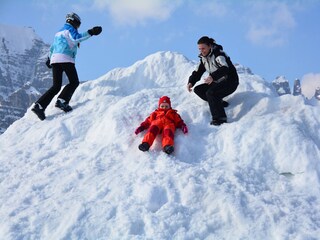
left=1, top=51, right=320, bottom=239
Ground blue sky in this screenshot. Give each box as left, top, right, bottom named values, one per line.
left=1, top=0, right=320, bottom=92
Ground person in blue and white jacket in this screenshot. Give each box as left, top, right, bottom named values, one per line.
left=32, top=12, right=102, bottom=120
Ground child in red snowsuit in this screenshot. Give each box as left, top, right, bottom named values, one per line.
left=135, top=96, right=188, bottom=154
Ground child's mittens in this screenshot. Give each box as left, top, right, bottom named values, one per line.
left=181, top=124, right=188, bottom=134
left=135, top=126, right=145, bottom=135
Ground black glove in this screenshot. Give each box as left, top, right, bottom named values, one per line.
left=45, top=57, right=52, bottom=69
left=88, top=26, right=102, bottom=36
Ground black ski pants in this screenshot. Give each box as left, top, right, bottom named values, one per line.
left=37, top=63, right=79, bottom=109
left=194, top=78, right=238, bottom=120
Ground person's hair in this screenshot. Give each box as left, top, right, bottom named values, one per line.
left=197, top=36, right=216, bottom=46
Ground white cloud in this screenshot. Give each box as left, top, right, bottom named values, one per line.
left=188, top=1, right=298, bottom=47
left=192, top=0, right=230, bottom=18
left=301, top=73, right=320, bottom=98
left=245, top=2, right=296, bottom=47
left=91, top=0, right=182, bottom=26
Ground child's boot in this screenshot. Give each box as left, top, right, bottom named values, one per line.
left=138, top=142, right=150, bottom=152
left=163, top=145, right=174, bottom=154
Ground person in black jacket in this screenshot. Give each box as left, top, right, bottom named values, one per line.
left=187, top=36, right=239, bottom=125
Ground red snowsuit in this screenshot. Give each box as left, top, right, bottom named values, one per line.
left=139, top=108, right=186, bottom=148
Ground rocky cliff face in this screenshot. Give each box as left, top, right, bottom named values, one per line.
left=0, top=24, right=52, bottom=133
left=272, top=76, right=291, bottom=96
left=293, top=78, right=302, bottom=96
left=314, top=87, right=320, bottom=100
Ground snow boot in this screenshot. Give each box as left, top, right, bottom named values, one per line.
left=222, top=100, right=229, bottom=108
left=55, top=99, right=73, bottom=112
left=210, top=118, right=227, bottom=126
left=31, top=103, right=46, bottom=120
left=138, top=142, right=150, bottom=152
left=163, top=145, right=174, bottom=154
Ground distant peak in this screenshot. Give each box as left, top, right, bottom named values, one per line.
left=273, top=76, right=288, bottom=83
left=143, top=51, right=190, bottom=62
left=234, top=64, right=253, bottom=75
left=0, top=23, right=42, bottom=54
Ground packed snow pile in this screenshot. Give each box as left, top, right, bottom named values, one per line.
left=1, top=51, right=320, bottom=239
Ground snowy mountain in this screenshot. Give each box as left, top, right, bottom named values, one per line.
left=1, top=51, right=320, bottom=239
left=0, top=24, right=52, bottom=134
left=272, top=76, right=291, bottom=96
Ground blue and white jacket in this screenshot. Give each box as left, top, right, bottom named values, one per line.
left=49, top=23, right=91, bottom=64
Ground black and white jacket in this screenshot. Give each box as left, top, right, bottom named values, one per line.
left=188, top=44, right=238, bottom=87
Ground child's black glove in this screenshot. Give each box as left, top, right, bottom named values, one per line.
left=88, top=26, right=102, bottom=36
left=45, top=57, right=52, bottom=69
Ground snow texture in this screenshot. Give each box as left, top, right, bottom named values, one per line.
left=1, top=51, right=320, bottom=240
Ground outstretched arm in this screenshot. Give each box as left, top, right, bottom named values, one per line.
left=188, top=60, right=206, bottom=91
left=134, top=112, right=156, bottom=134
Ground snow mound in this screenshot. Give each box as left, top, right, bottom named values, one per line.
left=1, top=51, right=320, bottom=239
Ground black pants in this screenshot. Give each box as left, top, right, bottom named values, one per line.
left=194, top=77, right=238, bottom=120
left=37, top=63, right=79, bottom=109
